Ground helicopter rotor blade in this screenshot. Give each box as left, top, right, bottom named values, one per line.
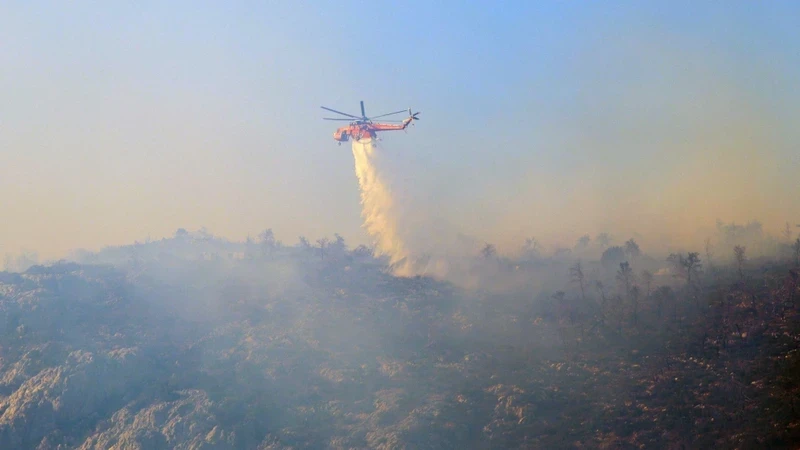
left=320, top=106, right=360, bottom=119
left=367, top=109, right=408, bottom=120
left=323, top=118, right=356, bottom=121
left=360, top=101, right=366, bottom=118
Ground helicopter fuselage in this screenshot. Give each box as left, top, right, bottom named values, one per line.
left=333, top=117, right=413, bottom=143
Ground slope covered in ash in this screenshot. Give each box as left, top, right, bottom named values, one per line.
left=1, top=233, right=799, bottom=449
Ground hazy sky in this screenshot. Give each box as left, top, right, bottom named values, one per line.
left=3, top=1, right=800, bottom=259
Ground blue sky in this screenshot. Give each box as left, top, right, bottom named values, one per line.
left=2, top=1, right=799, bottom=258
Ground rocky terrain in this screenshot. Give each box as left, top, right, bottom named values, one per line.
left=1, top=232, right=799, bottom=449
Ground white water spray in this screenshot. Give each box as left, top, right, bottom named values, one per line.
left=349, top=138, right=492, bottom=283
left=350, top=138, right=407, bottom=270
left=350, top=138, right=424, bottom=276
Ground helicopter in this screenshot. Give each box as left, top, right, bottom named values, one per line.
left=321, top=101, right=420, bottom=145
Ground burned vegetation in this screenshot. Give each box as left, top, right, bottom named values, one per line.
left=1, top=228, right=799, bottom=449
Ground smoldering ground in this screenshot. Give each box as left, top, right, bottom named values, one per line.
left=3, top=213, right=800, bottom=448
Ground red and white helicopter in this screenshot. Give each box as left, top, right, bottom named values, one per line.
left=322, top=101, right=420, bottom=145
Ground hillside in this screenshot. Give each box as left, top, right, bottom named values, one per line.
left=1, top=236, right=799, bottom=449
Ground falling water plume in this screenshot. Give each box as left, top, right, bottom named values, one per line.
left=350, top=138, right=420, bottom=276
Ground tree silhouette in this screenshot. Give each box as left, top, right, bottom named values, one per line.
left=616, top=261, right=636, bottom=299
left=523, top=237, right=541, bottom=259
left=575, top=235, right=591, bottom=250
left=316, top=237, right=330, bottom=260
left=601, top=246, right=625, bottom=268
left=667, top=252, right=702, bottom=286
left=259, top=229, right=277, bottom=258
left=734, top=245, right=746, bottom=279
left=569, top=261, right=586, bottom=302
left=624, top=239, right=641, bottom=260
left=329, top=233, right=347, bottom=259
